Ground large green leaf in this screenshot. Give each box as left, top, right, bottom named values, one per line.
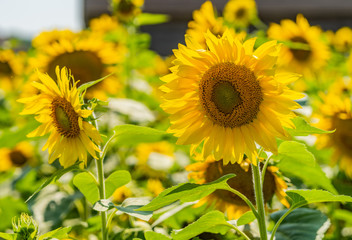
left=0, top=233, right=15, bottom=240
left=26, top=162, right=81, bottom=202
left=285, top=117, right=333, bottom=136
left=287, top=189, right=352, bottom=209
left=274, top=141, right=337, bottom=194
left=144, top=231, right=171, bottom=240
left=171, top=211, right=233, bottom=240
left=137, top=174, right=235, bottom=211
left=270, top=208, right=329, bottom=240
left=105, top=170, right=131, bottom=199
left=38, top=227, right=72, bottom=240
left=73, top=172, right=98, bottom=204
left=112, top=124, right=175, bottom=146
left=237, top=211, right=256, bottom=226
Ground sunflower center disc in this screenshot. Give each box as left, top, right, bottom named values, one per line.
left=235, top=8, right=246, bottom=19
left=51, top=97, right=80, bottom=138
left=333, top=117, right=352, bottom=157
left=0, top=61, right=13, bottom=76
left=47, top=51, right=104, bottom=87
left=200, top=62, right=263, bottom=128
left=9, top=150, right=28, bottom=166
left=290, top=36, right=311, bottom=61
left=205, top=160, right=276, bottom=206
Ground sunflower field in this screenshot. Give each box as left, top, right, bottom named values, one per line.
left=1, top=0, right=352, bottom=239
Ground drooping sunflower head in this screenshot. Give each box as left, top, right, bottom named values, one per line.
left=30, top=33, right=125, bottom=100
left=223, top=0, right=257, bottom=28
left=111, top=0, right=144, bottom=22
left=186, top=1, right=229, bottom=49
left=314, top=82, right=352, bottom=177
left=0, top=49, right=24, bottom=92
left=186, top=157, right=289, bottom=219
left=18, top=66, right=102, bottom=168
left=160, top=30, right=303, bottom=164
left=0, top=142, right=36, bottom=172
left=267, top=14, right=330, bottom=74
left=31, top=29, right=76, bottom=49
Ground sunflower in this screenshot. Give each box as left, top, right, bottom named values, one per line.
left=331, top=27, right=352, bottom=52
left=314, top=81, right=352, bottom=177
left=32, top=29, right=76, bottom=49
left=267, top=14, right=330, bottom=74
left=111, top=0, right=144, bottom=22
left=160, top=30, right=303, bottom=164
left=30, top=33, right=125, bottom=100
left=147, top=178, right=164, bottom=197
left=186, top=1, right=230, bottom=49
left=223, top=0, right=257, bottom=28
left=112, top=185, right=133, bottom=203
left=18, top=66, right=102, bottom=168
left=186, top=157, right=289, bottom=219
left=0, top=49, right=24, bottom=92
left=0, top=142, right=36, bottom=172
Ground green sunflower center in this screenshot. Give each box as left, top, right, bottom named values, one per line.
left=290, top=36, right=311, bottom=62
left=9, top=150, right=28, bottom=166
left=205, top=160, right=276, bottom=206
left=200, top=62, right=263, bottom=128
left=51, top=97, right=80, bottom=138
left=47, top=51, right=104, bottom=87
left=0, top=61, right=13, bottom=77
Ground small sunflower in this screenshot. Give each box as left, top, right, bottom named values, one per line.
left=267, top=14, right=330, bottom=74
left=32, top=29, right=76, bottom=49
left=112, top=185, right=133, bottom=203
left=0, top=142, right=36, bottom=172
left=0, top=49, right=24, bottom=92
left=147, top=178, right=164, bottom=197
left=331, top=27, right=352, bottom=52
left=18, top=66, right=102, bottom=168
left=111, top=0, right=144, bottom=22
left=186, top=1, right=229, bottom=49
left=31, top=33, right=125, bottom=100
left=160, top=30, right=303, bottom=164
left=314, top=82, right=352, bottom=177
left=223, top=0, right=257, bottom=28
left=186, top=157, right=289, bottom=219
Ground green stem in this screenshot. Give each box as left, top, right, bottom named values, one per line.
left=261, top=155, right=272, bottom=184
left=270, top=208, right=294, bottom=240
left=252, top=163, right=268, bottom=240
left=225, top=186, right=259, bottom=220
left=96, top=156, right=108, bottom=240
left=229, top=224, right=251, bottom=240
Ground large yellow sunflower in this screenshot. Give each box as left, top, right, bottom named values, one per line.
left=186, top=157, right=289, bottom=219
left=267, top=14, right=330, bottom=74
left=30, top=33, right=125, bottom=100
left=18, top=67, right=102, bottom=168
left=0, top=142, right=36, bottom=172
left=0, top=49, right=24, bottom=92
left=223, top=0, right=257, bottom=28
left=160, top=30, right=303, bottom=164
left=186, top=1, right=230, bottom=49
left=314, top=81, right=352, bottom=177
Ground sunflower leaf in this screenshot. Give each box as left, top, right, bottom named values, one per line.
left=137, top=174, right=235, bottom=211
left=38, top=227, right=72, bottom=240
left=136, top=13, right=170, bottom=26
left=112, top=124, right=175, bottom=146
left=73, top=172, right=99, bottom=204
left=237, top=211, right=256, bottom=226
left=105, top=170, right=131, bottom=199
left=274, top=141, right=337, bottom=194
left=145, top=231, right=171, bottom=240
left=26, top=162, right=81, bottom=203
left=77, top=72, right=114, bottom=94
left=171, top=211, right=233, bottom=240
left=285, top=117, right=334, bottom=136
left=287, top=189, right=352, bottom=210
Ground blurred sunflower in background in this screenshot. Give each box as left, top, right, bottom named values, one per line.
left=0, top=49, right=24, bottom=93
left=186, top=157, right=289, bottom=219
left=31, top=29, right=76, bottom=49
left=160, top=30, right=303, bottom=164
left=267, top=14, right=330, bottom=75
left=0, top=142, right=36, bottom=172
left=18, top=66, right=102, bottom=168
left=223, top=0, right=257, bottom=28
left=186, top=1, right=229, bottom=48
left=111, top=0, right=144, bottom=22
left=314, top=80, right=352, bottom=177
left=330, top=27, right=352, bottom=53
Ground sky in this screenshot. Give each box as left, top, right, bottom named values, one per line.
left=0, top=0, right=83, bottom=40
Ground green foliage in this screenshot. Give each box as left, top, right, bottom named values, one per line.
left=78, top=73, right=114, bottom=95
left=274, top=141, right=337, bottom=193
left=237, top=211, right=256, bottom=226
left=145, top=231, right=171, bottom=240
left=0, top=197, right=28, bottom=231
left=136, top=13, right=170, bottom=26
left=105, top=170, right=132, bottom=199
left=112, top=124, right=175, bottom=146
left=270, top=208, right=329, bottom=240
left=138, top=174, right=235, bottom=211
left=0, top=120, right=40, bottom=148
left=170, top=211, right=234, bottom=240
left=285, top=117, right=333, bottom=136
left=38, top=227, right=72, bottom=240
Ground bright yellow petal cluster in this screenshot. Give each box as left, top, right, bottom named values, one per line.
left=160, top=30, right=303, bottom=165
left=18, top=66, right=102, bottom=168
left=267, top=14, right=330, bottom=74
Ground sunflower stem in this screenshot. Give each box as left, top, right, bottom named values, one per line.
left=252, top=163, right=268, bottom=240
